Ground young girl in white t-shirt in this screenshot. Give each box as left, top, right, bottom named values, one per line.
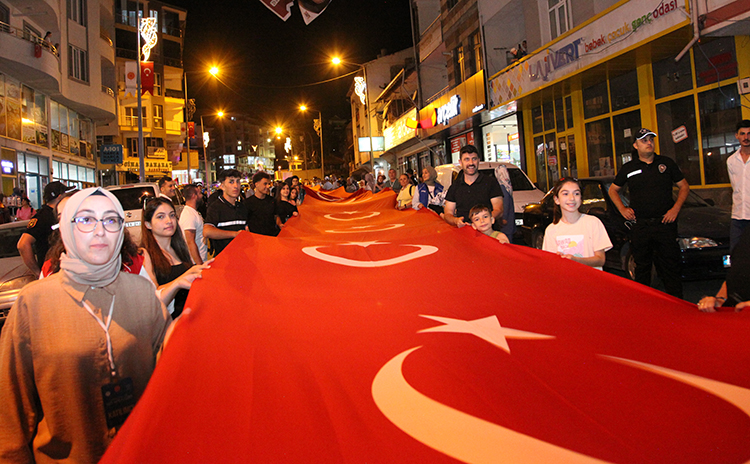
left=542, top=177, right=613, bottom=269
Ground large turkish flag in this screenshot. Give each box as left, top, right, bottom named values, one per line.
left=100, top=189, right=750, bottom=463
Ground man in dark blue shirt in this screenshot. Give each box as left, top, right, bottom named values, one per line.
left=246, top=171, right=281, bottom=236
left=609, top=128, right=690, bottom=298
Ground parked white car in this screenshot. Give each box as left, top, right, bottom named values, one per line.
left=434, top=161, right=545, bottom=227
left=0, top=220, right=37, bottom=329
left=106, top=183, right=184, bottom=244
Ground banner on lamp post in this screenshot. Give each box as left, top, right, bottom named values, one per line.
left=124, top=61, right=137, bottom=97
left=141, top=62, right=154, bottom=95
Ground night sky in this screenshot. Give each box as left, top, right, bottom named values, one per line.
left=167, top=0, right=414, bottom=127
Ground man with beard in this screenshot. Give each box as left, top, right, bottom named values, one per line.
left=443, top=145, right=503, bottom=228
left=179, top=184, right=208, bottom=264
left=204, top=169, right=248, bottom=256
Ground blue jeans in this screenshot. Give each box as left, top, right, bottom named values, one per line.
left=730, top=219, right=750, bottom=252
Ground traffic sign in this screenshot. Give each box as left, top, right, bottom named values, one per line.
left=101, top=144, right=123, bottom=164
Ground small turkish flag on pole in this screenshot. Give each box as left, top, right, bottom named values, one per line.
left=188, top=122, right=195, bottom=138
left=141, top=62, right=154, bottom=95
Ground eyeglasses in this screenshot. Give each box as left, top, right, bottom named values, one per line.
left=71, top=216, right=124, bottom=233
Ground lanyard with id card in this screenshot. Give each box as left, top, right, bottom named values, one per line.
left=81, top=296, right=137, bottom=430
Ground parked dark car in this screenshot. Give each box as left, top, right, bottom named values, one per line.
left=520, top=177, right=731, bottom=281
left=0, top=220, right=37, bottom=330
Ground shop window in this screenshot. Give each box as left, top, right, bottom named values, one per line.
left=694, top=38, right=738, bottom=88
left=652, top=55, right=693, bottom=100
left=548, top=0, right=570, bottom=40
left=546, top=133, right=559, bottom=185
left=612, top=110, right=641, bottom=171
left=532, top=106, right=543, bottom=134
left=534, top=136, right=548, bottom=191
left=610, top=70, right=639, bottom=112
left=656, top=95, right=700, bottom=185
left=542, top=101, right=555, bottom=132
left=583, top=81, right=609, bottom=119
left=585, top=119, right=613, bottom=177
left=699, top=84, right=741, bottom=184
left=554, top=98, right=565, bottom=133
left=565, top=96, right=573, bottom=129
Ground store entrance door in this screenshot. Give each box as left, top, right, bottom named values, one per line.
left=557, top=133, right=578, bottom=179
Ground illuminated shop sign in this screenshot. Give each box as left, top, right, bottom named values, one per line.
left=1, top=160, right=14, bottom=175
left=489, top=0, right=685, bottom=109
left=436, top=95, right=461, bottom=125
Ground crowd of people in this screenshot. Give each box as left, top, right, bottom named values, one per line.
left=1, top=123, right=749, bottom=460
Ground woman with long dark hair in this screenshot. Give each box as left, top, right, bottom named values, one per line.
left=274, top=182, right=299, bottom=224
left=141, top=197, right=211, bottom=318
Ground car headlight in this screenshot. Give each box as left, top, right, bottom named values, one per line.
left=678, top=237, right=718, bottom=250
left=0, top=275, right=37, bottom=292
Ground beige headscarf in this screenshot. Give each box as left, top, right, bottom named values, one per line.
left=60, top=187, right=125, bottom=287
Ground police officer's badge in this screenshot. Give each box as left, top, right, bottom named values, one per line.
left=659, top=164, right=666, bottom=173
left=27, top=218, right=37, bottom=228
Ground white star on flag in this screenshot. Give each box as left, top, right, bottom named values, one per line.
left=419, top=315, right=555, bottom=354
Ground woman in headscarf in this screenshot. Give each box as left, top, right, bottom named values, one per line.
left=494, top=164, right=516, bottom=242
left=412, top=165, right=446, bottom=214
left=0, top=187, right=171, bottom=463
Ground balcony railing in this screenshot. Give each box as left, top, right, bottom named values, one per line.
left=0, top=20, right=59, bottom=58
left=100, top=30, right=113, bottom=47
left=164, top=57, right=182, bottom=68
left=164, top=88, right=183, bottom=99
left=101, top=85, right=115, bottom=98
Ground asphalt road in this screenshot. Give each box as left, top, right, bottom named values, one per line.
left=605, top=267, right=724, bottom=306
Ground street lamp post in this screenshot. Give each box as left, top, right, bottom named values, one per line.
left=299, top=105, right=324, bottom=177
left=332, top=58, right=373, bottom=171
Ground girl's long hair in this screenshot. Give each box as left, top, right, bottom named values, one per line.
left=551, top=177, right=582, bottom=224
left=141, top=197, right=192, bottom=282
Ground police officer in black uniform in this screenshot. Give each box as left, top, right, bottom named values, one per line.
left=609, top=128, right=690, bottom=298
left=16, top=181, right=71, bottom=276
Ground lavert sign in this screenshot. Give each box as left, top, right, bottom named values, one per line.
left=488, top=0, right=687, bottom=109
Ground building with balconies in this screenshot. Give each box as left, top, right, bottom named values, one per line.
left=0, top=0, right=117, bottom=206
left=481, top=0, right=749, bottom=204
left=96, top=0, right=188, bottom=185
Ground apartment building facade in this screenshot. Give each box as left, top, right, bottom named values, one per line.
left=0, top=0, right=116, bottom=206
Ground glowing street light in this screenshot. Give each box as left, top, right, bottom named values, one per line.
left=209, top=66, right=219, bottom=76
left=331, top=57, right=374, bottom=169
left=275, top=126, right=283, bottom=134
left=218, top=111, right=225, bottom=118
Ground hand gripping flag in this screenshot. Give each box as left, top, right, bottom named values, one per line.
left=101, top=189, right=750, bottom=463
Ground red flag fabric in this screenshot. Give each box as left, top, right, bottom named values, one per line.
left=140, top=61, right=154, bottom=95
left=101, top=190, right=750, bottom=463
left=259, top=0, right=293, bottom=21
left=187, top=122, right=195, bottom=138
